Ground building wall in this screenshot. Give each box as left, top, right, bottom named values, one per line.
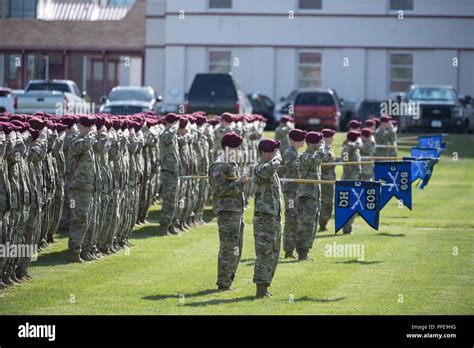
left=145, top=0, right=474, bottom=104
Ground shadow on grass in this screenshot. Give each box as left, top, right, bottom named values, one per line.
left=241, top=258, right=300, bottom=266
left=31, top=249, right=71, bottom=267
left=296, top=296, right=346, bottom=303
left=377, top=232, right=405, bottom=237
left=183, top=296, right=255, bottom=307
left=143, top=288, right=222, bottom=301
left=335, top=259, right=382, bottom=265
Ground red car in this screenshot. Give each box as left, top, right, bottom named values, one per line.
left=288, top=88, right=342, bottom=130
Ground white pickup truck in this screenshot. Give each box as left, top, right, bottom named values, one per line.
left=0, top=87, right=15, bottom=113
left=15, top=79, right=90, bottom=115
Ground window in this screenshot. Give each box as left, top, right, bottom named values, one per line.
left=390, top=0, right=414, bottom=11
left=298, top=52, right=322, bottom=88
left=9, top=0, right=36, bottom=18
left=389, top=53, right=413, bottom=93
left=209, top=51, right=231, bottom=73
left=107, top=0, right=136, bottom=6
left=299, top=0, right=322, bottom=10
left=209, top=0, right=232, bottom=9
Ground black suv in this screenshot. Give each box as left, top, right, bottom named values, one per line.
left=185, top=73, right=252, bottom=115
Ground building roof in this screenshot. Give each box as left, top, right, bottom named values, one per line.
left=38, top=3, right=131, bottom=21
left=0, top=0, right=145, bottom=51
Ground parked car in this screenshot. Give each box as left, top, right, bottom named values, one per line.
left=0, top=87, right=15, bottom=113
left=248, top=92, right=276, bottom=130
left=185, top=73, right=252, bottom=115
left=274, top=90, right=298, bottom=124
left=15, top=79, right=89, bottom=115
left=353, top=100, right=384, bottom=122
left=399, top=84, right=473, bottom=133
left=279, top=88, right=342, bottom=130
left=100, top=86, right=162, bottom=115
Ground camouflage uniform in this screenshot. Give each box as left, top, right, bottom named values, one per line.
left=158, top=126, right=180, bottom=231
left=374, top=126, right=397, bottom=158
left=319, top=145, right=336, bottom=229
left=209, top=160, right=245, bottom=288
left=296, top=142, right=327, bottom=256
left=360, top=136, right=376, bottom=181
left=281, top=145, right=300, bottom=253
left=274, top=124, right=291, bottom=155
left=67, top=130, right=96, bottom=256
left=340, top=141, right=362, bottom=234
left=252, top=152, right=282, bottom=286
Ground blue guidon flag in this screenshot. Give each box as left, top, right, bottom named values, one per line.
left=418, top=134, right=446, bottom=152
left=334, top=181, right=381, bottom=233
left=408, top=147, right=440, bottom=189
left=374, top=161, right=412, bottom=210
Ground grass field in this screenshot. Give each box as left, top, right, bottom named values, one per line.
left=0, top=132, right=473, bottom=315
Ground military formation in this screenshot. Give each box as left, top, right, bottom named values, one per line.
left=0, top=108, right=397, bottom=299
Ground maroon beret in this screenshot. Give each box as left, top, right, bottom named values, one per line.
left=129, top=120, right=142, bottom=132
left=95, top=116, right=105, bottom=129
left=347, top=130, right=361, bottom=142
left=9, top=114, right=27, bottom=122
left=112, top=119, right=122, bottom=130
left=104, top=118, right=113, bottom=130
left=10, top=120, right=29, bottom=132
left=165, top=113, right=179, bottom=123
left=258, top=139, right=280, bottom=153
left=29, top=128, right=40, bottom=141
left=208, top=118, right=220, bottom=126
left=305, top=131, right=323, bottom=144
left=361, top=128, right=372, bottom=137
left=364, top=119, right=375, bottom=127
left=280, top=116, right=292, bottom=124
left=195, top=115, right=207, bottom=126
left=146, top=117, right=159, bottom=127
left=61, top=116, right=77, bottom=127
left=179, top=117, right=189, bottom=129
left=221, top=113, right=234, bottom=123
left=289, top=129, right=307, bottom=142
left=0, top=122, right=13, bottom=133
left=55, top=123, right=67, bottom=133
left=221, top=132, right=243, bottom=148
left=322, top=128, right=336, bottom=138
left=78, top=115, right=96, bottom=127
left=380, top=115, right=390, bottom=123
left=348, top=120, right=362, bottom=129
left=28, top=117, right=47, bottom=131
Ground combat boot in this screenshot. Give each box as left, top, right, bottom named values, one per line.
left=217, top=285, right=237, bottom=291
left=168, top=224, right=179, bottom=235
left=158, top=224, right=170, bottom=236
left=297, top=249, right=313, bottom=261
left=284, top=251, right=296, bottom=259
left=255, top=284, right=271, bottom=298
left=70, top=252, right=85, bottom=264
left=0, top=281, right=7, bottom=289
left=175, top=221, right=185, bottom=232
left=343, top=226, right=352, bottom=235
left=80, top=250, right=93, bottom=262
left=319, top=224, right=328, bottom=232
left=10, top=272, right=23, bottom=284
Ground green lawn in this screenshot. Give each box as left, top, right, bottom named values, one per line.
left=0, top=133, right=473, bottom=315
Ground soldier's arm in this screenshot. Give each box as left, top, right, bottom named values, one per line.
left=162, top=127, right=177, bottom=145
left=313, top=140, right=328, bottom=163
left=210, top=165, right=244, bottom=196
left=255, top=151, right=282, bottom=180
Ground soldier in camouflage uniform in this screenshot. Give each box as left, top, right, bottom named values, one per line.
left=253, top=139, right=282, bottom=298
left=375, top=115, right=397, bottom=158
left=212, top=113, right=234, bottom=160
left=209, top=132, right=249, bottom=291
left=281, top=129, right=306, bottom=258
left=319, top=128, right=337, bottom=232
left=296, top=132, right=327, bottom=261
left=158, top=113, right=181, bottom=236
left=340, top=130, right=362, bottom=235
left=274, top=116, right=292, bottom=155
left=67, top=116, right=97, bottom=263
left=360, top=127, right=376, bottom=181
left=0, top=122, right=11, bottom=288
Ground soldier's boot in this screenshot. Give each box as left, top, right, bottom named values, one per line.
left=297, top=249, right=313, bottom=261
left=99, top=247, right=112, bottom=255
left=343, top=227, right=352, bottom=235
left=186, top=217, right=194, bottom=227
left=175, top=221, right=185, bottom=232
left=191, top=216, right=197, bottom=226
left=10, top=271, right=23, bottom=284
left=70, top=252, right=85, bottom=264
left=255, top=284, right=271, bottom=298
left=46, top=234, right=55, bottom=244
left=284, top=251, right=296, bottom=259
left=0, top=281, right=7, bottom=289
left=217, top=285, right=237, bottom=291
left=158, top=224, right=170, bottom=236
left=80, top=250, right=94, bottom=262
left=319, top=224, right=328, bottom=232
left=182, top=219, right=191, bottom=229
left=168, top=224, right=179, bottom=235
left=199, top=214, right=205, bottom=224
